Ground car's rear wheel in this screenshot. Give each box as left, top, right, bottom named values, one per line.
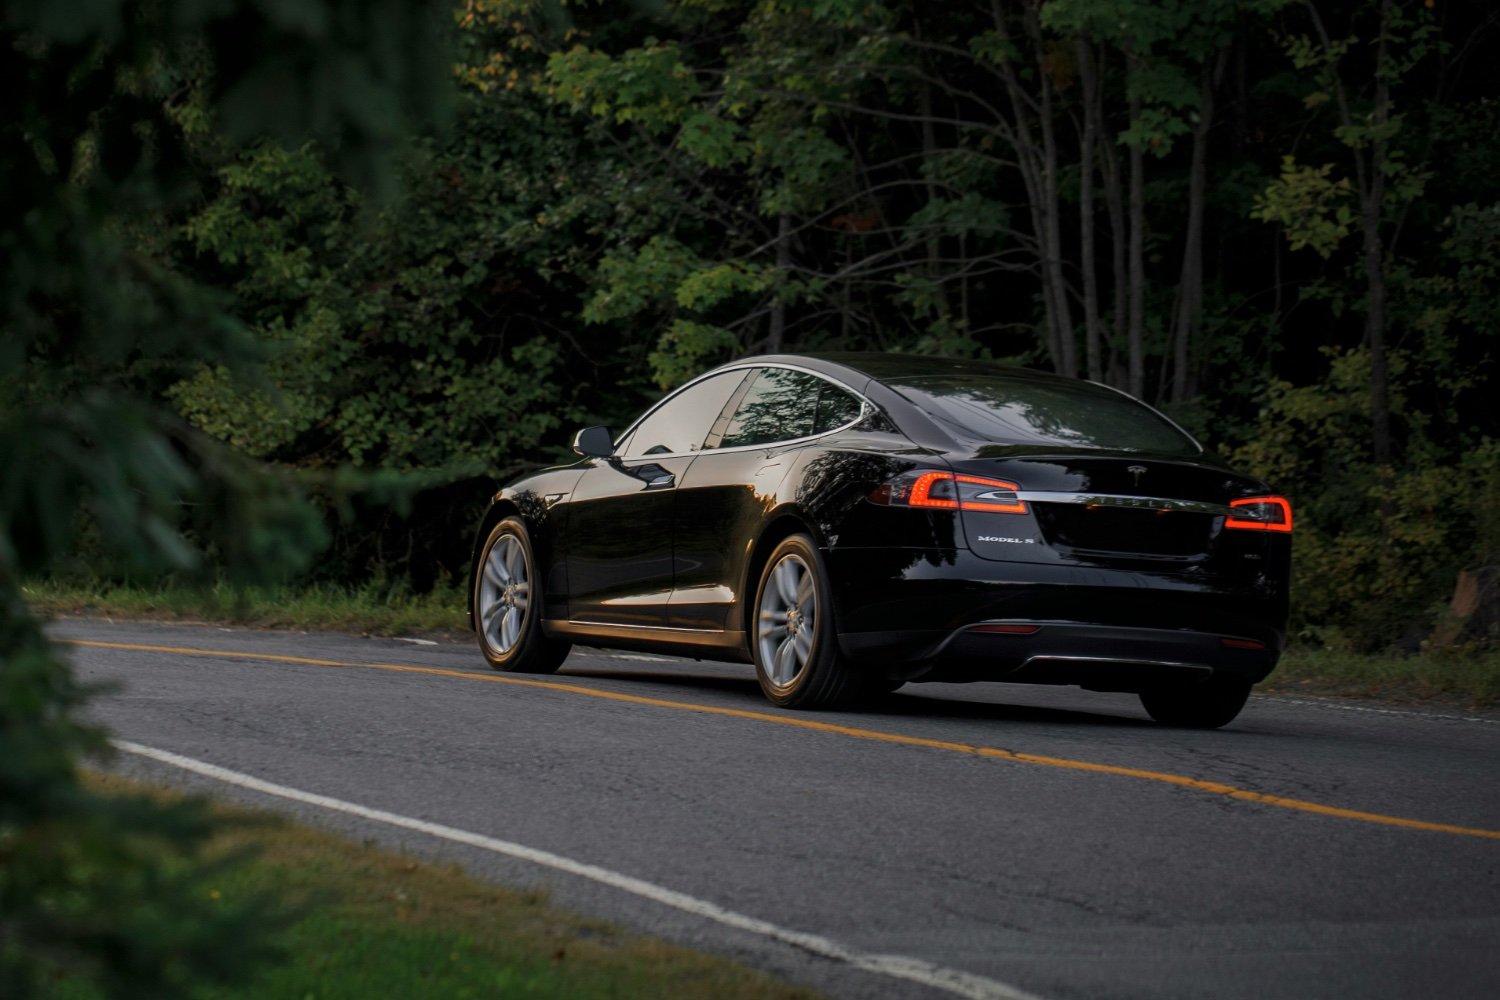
left=1138, top=676, right=1251, bottom=728
left=753, top=534, right=856, bottom=709
left=474, top=517, right=570, bottom=674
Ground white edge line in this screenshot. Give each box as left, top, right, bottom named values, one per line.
left=1261, top=696, right=1499, bottom=725
left=113, top=739, right=1043, bottom=1000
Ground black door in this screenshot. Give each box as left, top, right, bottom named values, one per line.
left=669, top=367, right=866, bottom=630
left=562, top=370, right=749, bottom=626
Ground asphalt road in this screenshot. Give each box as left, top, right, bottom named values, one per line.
left=58, top=618, right=1500, bottom=1000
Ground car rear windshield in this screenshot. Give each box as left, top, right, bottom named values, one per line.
left=893, top=375, right=1200, bottom=455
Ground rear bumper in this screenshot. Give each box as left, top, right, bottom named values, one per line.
left=826, top=546, right=1286, bottom=688
left=841, top=622, right=1277, bottom=688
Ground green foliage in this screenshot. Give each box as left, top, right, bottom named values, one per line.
left=1, top=0, right=449, bottom=993
left=173, top=138, right=573, bottom=475
left=549, top=40, right=702, bottom=132
left=649, top=320, right=740, bottom=389
left=1251, top=157, right=1356, bottom=257
left=1228, top=347, right=1499, bottom=652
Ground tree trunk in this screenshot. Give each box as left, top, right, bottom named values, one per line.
left=1076, top=34, right=1104, bottom=382
left=991, top=1, right=1062, bottom=371
left=769, top=212, right=790, bottom=352
left=1365, top=1, right=1393, bottom=473
left=1034, top=10, right=1076, bottom=377
left=1127, top=70, right=1146, bottom=399
left=1100, top=91, right=1128, bottom=389
left=918, top=76, right=948, bottom=321
left=1303, top=0, right=1394, bottom=473
left=1171, top=52, right=1223, bottom=403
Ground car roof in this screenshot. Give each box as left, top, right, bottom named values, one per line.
left=724, top=352, right=1078, bottom=390
left=712, top=352, right=1200, bottom=457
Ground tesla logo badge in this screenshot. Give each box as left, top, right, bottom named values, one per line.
left=1128, top=465, right=1147, bottom=486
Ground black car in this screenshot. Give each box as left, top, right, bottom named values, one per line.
left=469, top=354, right=1291, bottom=727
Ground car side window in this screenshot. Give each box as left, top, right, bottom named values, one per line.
left=618, top=371, right=749, bottom=459
left=719, top=368, right=857, bottom=449
left=813, top=381, right=863, bottom=434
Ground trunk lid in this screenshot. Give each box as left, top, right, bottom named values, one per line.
left=948, top=451, right=1271, bottom=572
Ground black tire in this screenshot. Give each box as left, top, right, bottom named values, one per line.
left=473, top=517, right=570, bottom=674
left=751, top=533, right=857, bottom=709
left=1139, top=676, right=1252, bottom=729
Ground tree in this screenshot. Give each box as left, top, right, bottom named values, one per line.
left=0, top=1, right=448, bottom=992
left=1252, top=0, right=1441, bottom=471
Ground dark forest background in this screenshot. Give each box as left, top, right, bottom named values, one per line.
left=168, top=0, right=1500, bottom=653
left=16, top=0, right=1500, bottom=654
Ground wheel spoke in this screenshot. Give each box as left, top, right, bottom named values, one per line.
left=774, top=635, right=798, bottom=684
left=794, top=629, right=812, bottom=661
left=484, top=604, right=504, bottom=646
left=484, top=556, right=506, bottom=588
left=505, top=540, right=526, bottom=584
left=759, top=608, right=788, bottom=626
left=776, top=560, right=801, bottom=605
left=796, top=572, right=814, bottom=606
left=481, top=599, right=503, bottom=628
left=500, top=606, right=519, bottom=651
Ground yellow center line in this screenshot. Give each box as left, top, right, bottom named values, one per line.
left=66, top=638, right=1500, bottom=842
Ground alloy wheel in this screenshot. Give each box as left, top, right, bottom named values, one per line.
left=478, top=533, right=530, bottom=655
left=757, top=553, right=817, bottom=688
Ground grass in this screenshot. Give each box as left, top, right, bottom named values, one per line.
left=1265, top=646, right=1500, bottom=708
left=24, top=577, right=1500, bottom=708
left=24, top=576, right=468, bottom=637
left=56, top=772, right=819, bottom=1000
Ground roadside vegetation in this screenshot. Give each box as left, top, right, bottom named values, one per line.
left=1269, top=648, right=1500, bottom=708
left=46, top=773, right=816, bottom=1000
left=25, top=577, right=468, bottom=639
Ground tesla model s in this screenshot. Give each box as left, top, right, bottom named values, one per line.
left=468, top=353, right=1291, bottom=727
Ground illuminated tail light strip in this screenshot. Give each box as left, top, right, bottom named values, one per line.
left=870, top=470, right=1028, bottom=514
left=1225, top=496, right=1293, bottom=533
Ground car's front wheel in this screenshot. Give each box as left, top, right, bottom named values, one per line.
left=1138, top=675, right=1251, bottom=729
left=474, top=517, right=570, bottom=674
left=752, top=534, right=856, bottom=709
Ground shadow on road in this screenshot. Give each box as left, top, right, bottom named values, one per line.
left=558, top=666, right=1157, bottom=729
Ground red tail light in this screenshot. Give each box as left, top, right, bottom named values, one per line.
left=869, top=470, right=1027, bottom=514
left=969, top=623, right=1042, bottom=635
left=1225, top=496, right=1293, bottom=533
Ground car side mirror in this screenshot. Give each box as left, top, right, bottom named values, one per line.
left=572, top=425, right=613, bottom=458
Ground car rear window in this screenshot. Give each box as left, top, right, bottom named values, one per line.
left=893, top=375, right=1200, bottom=455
